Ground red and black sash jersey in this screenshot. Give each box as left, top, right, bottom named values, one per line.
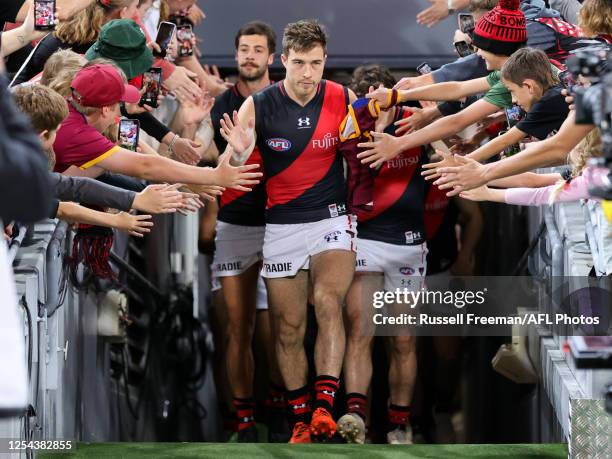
left=252, top=80, right=349, bottom=224
left=211, top=85, right=266, bottom=226
left=424, top=181, right=459, bottom=275
left=354, top=108, right=428, bottom=246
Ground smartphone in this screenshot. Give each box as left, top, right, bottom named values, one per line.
left=154, top=21, right=177, bottom=58
left=34, top=0, right=56, bottom=31
left=454, top=40, right=474, bottom=58
left=140, top=67, right=162, bottom=108
left=458, top=13, right=475, bottom=37
left=504, top=105, right=525, bottom=128
left=177, top=25, right=194, bottom=57
left=416, top=62, right=432, bottom=75
left=118, top=119, right=140, bottom=152
left=560, top=70, right=580, bottom=94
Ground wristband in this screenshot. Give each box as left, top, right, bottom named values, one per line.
left=385, top=89, right=401, bottom=108
left=168, top=134, right=180, bottom=154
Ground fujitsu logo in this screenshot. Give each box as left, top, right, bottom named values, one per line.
left=387, top=153, right=419, bottom=169
left=312, top=132, right=338, bottom=149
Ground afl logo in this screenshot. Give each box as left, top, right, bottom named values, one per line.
left=399, top=266, right=415, bottom=275
left=267, top=138, right=292, bottom=152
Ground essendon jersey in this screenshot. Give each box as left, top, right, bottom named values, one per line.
left=355, top=108, right=428, bottom=246
left=252, top=80, right=349, bottom=224
left=424, top=181, right=458, bottom=275
left=211, top=85, right=266, bottom=226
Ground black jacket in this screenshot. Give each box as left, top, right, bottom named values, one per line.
left=48, top=173, right=137, bottom=218
left=0, top=74, right=53, bottom=223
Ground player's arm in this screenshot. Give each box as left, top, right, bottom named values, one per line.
left=96, top=146, right=261, bottom=191
left=466, top=126, right=526, bottom=162
left=357, top=99, right=500, bottom=169
left=219, top=96, right=257, bottom=166
left=56, top=201, right=153, bottom=237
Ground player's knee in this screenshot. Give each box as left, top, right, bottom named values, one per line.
left=313, top=288, right=343, bottom=314
left=391, top=335, right=416, bottom=356
left=277, top=320, right=303, bottom=350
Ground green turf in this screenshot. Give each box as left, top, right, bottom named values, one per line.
left=40, top=442, right=568, bottom=459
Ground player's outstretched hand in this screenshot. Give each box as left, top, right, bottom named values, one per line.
left=214, top=151, right=262, bottom=191
left=219, top=110, right=255, bottom=155
left=357, top=131, right=402, bottom=169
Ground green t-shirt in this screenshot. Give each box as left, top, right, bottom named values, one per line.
left=484, top=64, right=561, bottom=110
left=484, top=71, right=513, bottom=109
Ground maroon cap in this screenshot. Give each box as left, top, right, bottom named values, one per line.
left=71, top=64, right=140, bottom=107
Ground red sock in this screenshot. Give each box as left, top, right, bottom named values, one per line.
left=346, top=392, right=367, bottom=421
left=286, top=385, right=311, bottom=425
left=265, top=383, right=286, bottom=409
left=388, top=404, right=410, bottom=431
left=314, top=375, right=339, bottom=412
left=232, top=397, right=255, bottom=431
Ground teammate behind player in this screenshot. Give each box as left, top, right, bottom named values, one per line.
left=337, top=65, right=428, bottom=445
left=206, top=21, right=287, bottom=443
left=219, top=20, right=357, bottom=443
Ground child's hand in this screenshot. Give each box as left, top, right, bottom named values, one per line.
left=114, top=212, right=153, bottom=237
left=458, top=185, right=490, bottom=202
left=214, top=151, right=262, bottom=191
left=422, top=150, right=459, bottom=181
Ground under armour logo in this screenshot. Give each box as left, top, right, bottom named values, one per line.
left=297, top=117, right=311, bottom=129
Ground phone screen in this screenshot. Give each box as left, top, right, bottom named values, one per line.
left=154, top=21, right=177, bottom=58
left=141, top=68, right=162, bottom=108
left=34, top=0, right=56, bottom=31
left=118, top=119, right=140, bottom=152
left=560, top=70, right=580, bottom=94
left=177, top=25, right=194, bottom=57
left=505, top=105, right=525, bottom=128
left=454, top=41, right=474, bottom=58
left=416, top=63, right=432, bottom=75
left=458, top=13, right=475, bottom=36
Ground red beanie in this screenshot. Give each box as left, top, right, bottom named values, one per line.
left=472, top=0, right=527, bottom=56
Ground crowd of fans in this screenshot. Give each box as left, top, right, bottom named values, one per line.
left=0, top=0, right=609, bottom=446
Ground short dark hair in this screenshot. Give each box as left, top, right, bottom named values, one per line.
left=282, top=19, right=327, bottom=56
left=501, top=47, right=559, bottom=89
left=235, top=21, right=276, bottom=54
left=350, top=65, right=397, bottom=98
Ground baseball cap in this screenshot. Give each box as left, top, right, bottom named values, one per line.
left=85, top=19, right=154, bottom=80
left=71, top=64, right=140, bottom=107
